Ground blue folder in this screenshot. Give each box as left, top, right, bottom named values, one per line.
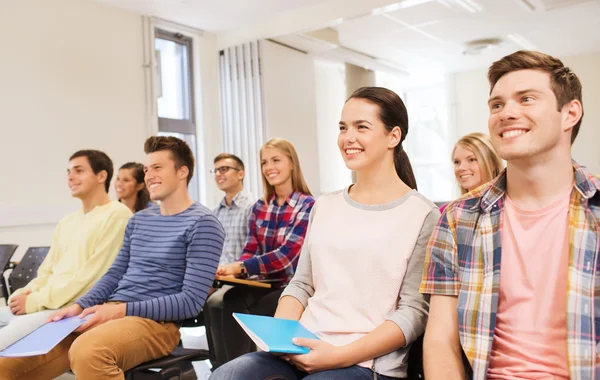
left=0, top=315, right=89, bottom=357
left=233, top=313, right=319, bottom=354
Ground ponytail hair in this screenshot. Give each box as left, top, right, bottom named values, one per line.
left=347, top=87, right=418, bottom=190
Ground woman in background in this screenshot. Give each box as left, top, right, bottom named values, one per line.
left=441, top=132, right=503, bottom=213
left=115, top=162, right=150, bottom=213
left=205, top=137, right=315, bottom=369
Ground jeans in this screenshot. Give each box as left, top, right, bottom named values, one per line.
left=210, top=351, right=402, bottom=380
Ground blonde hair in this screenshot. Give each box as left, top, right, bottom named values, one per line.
left=452, top=132, right=503, bottom=194
left=260, top=138, right=312, bottom=201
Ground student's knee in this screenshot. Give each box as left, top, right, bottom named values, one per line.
left=68, top=333, right=112, bottom=371
left=210, top=353, right=264, bottom=380
left=0, top=307, right=15, bottom=327
left=0, top=359, right=23, bottom=380
left=210, top=352, right=278, bottom=380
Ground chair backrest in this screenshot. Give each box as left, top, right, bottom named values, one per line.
left=0, top=244, right=19, bottom=299
left=8, top=247, right=50, bottom=292
left=0, top=245, right=18, bottom=272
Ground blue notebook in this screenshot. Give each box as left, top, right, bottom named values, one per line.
left=0, top=315, right=89, bottom=357
left=233, top=313, right=319, bottom=354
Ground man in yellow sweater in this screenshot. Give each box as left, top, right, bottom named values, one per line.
left=0, top=150, right=132, bottom=350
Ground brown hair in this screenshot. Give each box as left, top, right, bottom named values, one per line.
left=488, top=50, right=584, bottom=143
left=260, top=138, right=312, bottom=201
left=346, top=87, right=418, bottom=189
left=119, top=162, right=150, bottom=212
left=144, top=136, right=195, bottom=185
left=214, top=153, right=245, bottom=170
left=69, top=150, right=113, bottom=193
left=452, top=133, right=503, bottom=194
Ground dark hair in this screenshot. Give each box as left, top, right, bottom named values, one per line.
left=69, top=150, right=113, bottom=193
left=214, top=153, right=245, bottom=170
left=488, top=50, right=584, bottom=144
left=144, top=136, right=195, bottom=185
left=119, top=162, right=150, bottom=212
left=346, top=87, right=418, bottom=190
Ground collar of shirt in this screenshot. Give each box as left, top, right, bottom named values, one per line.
left=476, top=160, right=600, bottom=213
left=267, top=191, right=301, bottom=208
left=219, top=191, right=245, bottom=209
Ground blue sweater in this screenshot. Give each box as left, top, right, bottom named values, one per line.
left=76, top=203, right=225, bottom=321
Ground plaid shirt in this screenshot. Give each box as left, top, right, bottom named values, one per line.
left=420, top=161, right=600, bottom=380
left=240, top=191, right=314, bottom=284
left=213, top=192, right=254, bottom=265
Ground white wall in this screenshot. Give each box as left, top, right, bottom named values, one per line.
left=450, top=51, right=600, bottom=174
left=259, top=40, right=322, bottom=196
left=566, top=52, right=600, bottom=173
left=314, top=60, right=352, bottom=193
left=0, top=0, right=222, bottom=260
left=0, top=0, right=146, bottom=259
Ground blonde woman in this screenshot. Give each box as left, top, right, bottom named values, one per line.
left=441, top=132, right=503, bottom=213
left=205, top=138, right=315, bottom=369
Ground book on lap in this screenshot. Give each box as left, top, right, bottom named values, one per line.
left=233, top=313, right=319, bottom=354
left=0, top=315, right=90, bottom=357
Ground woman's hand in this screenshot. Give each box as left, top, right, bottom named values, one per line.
left=283, top=338, right=348, bottom=373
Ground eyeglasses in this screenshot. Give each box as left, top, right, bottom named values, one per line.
left=210, top=166, right=241, bottom=175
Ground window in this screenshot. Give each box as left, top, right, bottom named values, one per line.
left=376, top=72, right=454, bottom=202
left=155, top=29, right=199, bottom=200
left=403, top=86, right=454, bottom=202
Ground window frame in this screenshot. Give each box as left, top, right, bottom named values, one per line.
left=155, top=28, right=196, bottom=135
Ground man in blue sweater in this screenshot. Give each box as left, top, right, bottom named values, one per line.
left=0, top=136, right=225, bottom=380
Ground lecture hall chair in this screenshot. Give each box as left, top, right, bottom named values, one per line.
left=0, top=244, right=19, bottom=300
left=8, top=246, right=50, bottom=293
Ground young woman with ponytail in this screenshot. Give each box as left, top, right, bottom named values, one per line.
left=210, top=87, right=440, bottom=380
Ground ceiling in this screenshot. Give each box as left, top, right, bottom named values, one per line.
left=93, top=0, right=600, bottom=75
left=91, top=0, right=331, bottom=33
left=331, top=0, right=600, bottom=73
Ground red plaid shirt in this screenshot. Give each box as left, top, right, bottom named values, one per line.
left=240, top=191, right=314, bottom=284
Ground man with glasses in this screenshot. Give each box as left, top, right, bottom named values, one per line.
left=211, top=153, right=254, bottom=265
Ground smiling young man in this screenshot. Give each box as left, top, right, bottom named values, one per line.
left=0, top=150, right=131, bottom=351
left=212, top=153, right=254, bottom=265
left=0, top=137, right=225, bottom=380
left=421, top=50, right=599, bottom=379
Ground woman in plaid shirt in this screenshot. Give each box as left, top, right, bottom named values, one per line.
left=205, top=137, right=315, bottom=369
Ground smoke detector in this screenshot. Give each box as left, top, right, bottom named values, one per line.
left=462, top=38, right=503, bottom=55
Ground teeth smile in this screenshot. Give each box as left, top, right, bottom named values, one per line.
left=502, top=129, right=527, bottom=139
left=346, top=149, right=363, bottom=155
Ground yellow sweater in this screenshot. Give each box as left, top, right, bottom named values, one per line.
left=11, top=201, right=132, bottom=313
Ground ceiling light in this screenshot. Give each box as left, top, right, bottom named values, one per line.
left=462, top=38, right=503, bottom=55
left=444, top=0, right=484, bottom=12
left=371, top=0, right=433, bottom=15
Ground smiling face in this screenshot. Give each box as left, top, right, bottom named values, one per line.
left=214, top=158, right=244, bottom=192
left=67, top=156, right=106, bottom=199
left=453, top=145, right=483, bottom=192
left=260, top=147, right=293, bottom=188
left=115, top=168, right=143, bottom=200
left=144, top=150, right=188, bottom=202
left=488, top=69, right=571, bottom=162
left=338, top=98, right=400, bottom=173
